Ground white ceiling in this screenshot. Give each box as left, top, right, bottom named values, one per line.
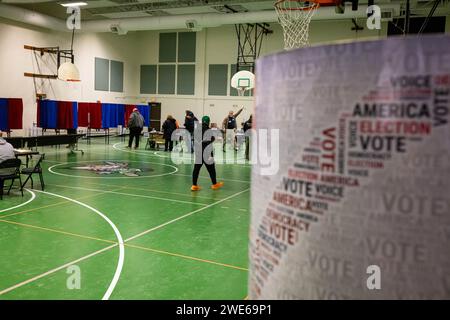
left=1, top=0, right=449, bottom=21
left=1, top=0, right=278, bottom=20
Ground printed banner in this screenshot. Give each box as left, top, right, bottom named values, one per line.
left=250, top=35, right=450, bottom=299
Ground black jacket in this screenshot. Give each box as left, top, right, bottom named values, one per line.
left=162, top=119, right=176, bottom=140
left=194, top=123, right=216, bottom=160
left=184, top=112, right=197, bottom=133
left=243, top=119, right=252, bottom=132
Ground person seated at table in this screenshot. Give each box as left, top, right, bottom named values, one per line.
left=0, top=138, right=15, bottom=163
left=66, top=128, right=77, bottom=150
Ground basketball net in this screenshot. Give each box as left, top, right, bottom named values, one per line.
left=275, top=0, right=319, bottom=50
left=237, top=86, right=248, bottom=97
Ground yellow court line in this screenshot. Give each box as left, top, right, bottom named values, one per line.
left=0, top=218, right=248, bottom=273
left=0, top=219, right=116, bottom=245
left=124, top=243, right=249, bottom=272
left=81, top=180, right=220, bottom=201
left=0, top=200, right=68, bottom=218
left=48, top=184, right=209, bottom=206
left=0, top=187, right=126, bottom=219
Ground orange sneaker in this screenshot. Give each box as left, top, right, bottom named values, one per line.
left=191, top=185, right=201, bottom=191
left=211, top=182, right=224, bottom=190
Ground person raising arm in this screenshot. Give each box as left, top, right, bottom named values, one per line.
left=222, top=107, right=244, bottom=152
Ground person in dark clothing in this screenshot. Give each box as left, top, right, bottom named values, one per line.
left=243, top=115, right=252, bottom=161
left=191, top=115, right=224, bottom=191
left=184, top=110, right=198, bottom=153
left=66, top=128, right=77, bottom=150
left=162, top=115, right=177, bottom=152
left=128, top=108, right=145, bottom=149
left=222, top=107, right=244, bottom=152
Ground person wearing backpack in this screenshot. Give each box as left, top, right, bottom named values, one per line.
left=128, top=108, right=145, bottom=149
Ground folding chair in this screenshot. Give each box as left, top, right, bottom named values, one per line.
left=21, top=154, right=45, bottom=191
left=0, top=158, right=23, bottom=200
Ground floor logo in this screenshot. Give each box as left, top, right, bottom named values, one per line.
left=71, top=161, right=143, bottom=176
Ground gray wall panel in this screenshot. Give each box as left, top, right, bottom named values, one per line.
left=94, top=57, right=109, bottom=91
left=158, top=64, right=176, bottom=94
left=140, top=65, right=157, bottom=94
left=208, top=64, right=228, bottom=96
left=110, top=60, right=124, bottom=92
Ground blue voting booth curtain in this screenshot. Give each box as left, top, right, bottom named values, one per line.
left=72, top=102, right=78, bottom=129
left=137, top=105, right=150, bottom=127
left=102, top=103, right=121, bottom=128
left=0, top=98, right=8, bottom=131
left=39, top=100, right=58, bottom=129
left=116, top=104, right=126, bottom=126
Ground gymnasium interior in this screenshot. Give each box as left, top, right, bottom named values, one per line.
left=0, top=0, right=449, bottom=300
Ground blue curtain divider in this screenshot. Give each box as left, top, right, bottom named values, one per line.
left=137, top=105, right=150, bottom=127
left=102, top=103, right=120, bottom=128
left=0, top=98, right=8, bottom=131
left=39, top=100, right=58, bottom=129
left=117, top=104, right=125, bottom=126
left=72, top=102, right=78, bottom=129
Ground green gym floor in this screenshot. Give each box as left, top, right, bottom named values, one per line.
left=0, top=137, right=251, bottom=300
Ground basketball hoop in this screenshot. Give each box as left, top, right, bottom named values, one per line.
left=274, top=0, right=320, bottom=50
left=237, top=86, right=248, bottom=97
left=231, top=70, right=255, bottom=97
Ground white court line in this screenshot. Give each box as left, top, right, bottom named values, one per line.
left=125, top=188, right=250, bottom=242
left=42, top=156, right=250, bottom=183
left=152, top=150, right=252, bottom=167
left=45, top=151, right=250, bottom=184
left=81, top=180, right=220, bottom=201
left=48, top=159, right=178, bottom=179
left=113, top=142, right=252, bottom=167
left=0, top=187, right=249, bottom=298
left=0, top=244, right=117, bottom=297
left=112, top=143, right=162, bottom=158
left=112, top=143, right=195, bottom=162
left=50, top=184, right=209, bottom=206
left=0, top=190, right=125, bottom=300
left=173, top=173, right=250, bottom=184
left=0, top=189, right=36, bottom=213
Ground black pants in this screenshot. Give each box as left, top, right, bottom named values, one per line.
left=193, top=161, right=217, bottom=186
left=165, top=139, right=173, bottom=151
left=128, top=127, right=142, bottom=148
left=245, top=136, right=250, bottom=160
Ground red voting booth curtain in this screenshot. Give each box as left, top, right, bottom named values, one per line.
left=78, top=102, right=102, bottom=129
left=8, top=98, right=23, bottom=129
left=36, top=100, right=41, bottom=126
left=78, top=102, right=90, bottom=127
left=124, top=105, right=136, bottom=127
left=57, top=101, right=73, bottom=129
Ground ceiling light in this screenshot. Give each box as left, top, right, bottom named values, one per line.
left=60, top=2, right=88, bottom=7
left=58, top=62, right=80, bottom=82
